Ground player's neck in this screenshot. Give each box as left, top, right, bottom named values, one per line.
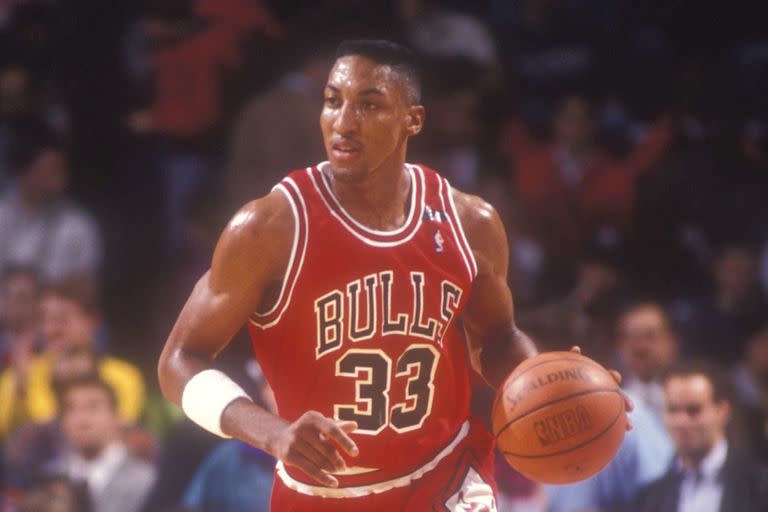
left=327, top=157, right=411, bottom=232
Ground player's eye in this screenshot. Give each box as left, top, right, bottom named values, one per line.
left=362, top=101, right=378, bottom=111
left=324, top=96, right=341, bottom=108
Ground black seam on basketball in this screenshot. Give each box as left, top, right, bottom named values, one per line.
left=501, top=397, right=624, bottom=459
left=493, top=388, right=621, bottom=437
left=501, top=355, right=609, bottom=394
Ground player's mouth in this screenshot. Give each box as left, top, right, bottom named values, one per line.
left=331, top=142, right=362, bottom=161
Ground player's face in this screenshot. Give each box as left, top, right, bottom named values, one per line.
left=320, top=56, right=423, bottom=182
left=663, top=375, right=729, bottom=461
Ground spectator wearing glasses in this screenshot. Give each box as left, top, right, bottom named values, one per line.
left=634, top=361, right=768, bottom=512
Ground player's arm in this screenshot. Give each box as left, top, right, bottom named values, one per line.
left=452, top=189, right=538, bottom=389
left=158, top=191, right=357, bottom=487
left=454, top=189, right=634, bottom=423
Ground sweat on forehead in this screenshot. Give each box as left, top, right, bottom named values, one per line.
left=328, top=55, right=420, bottom=105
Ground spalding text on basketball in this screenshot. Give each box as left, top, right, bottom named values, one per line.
left=505, top=367, right=593, bottom=411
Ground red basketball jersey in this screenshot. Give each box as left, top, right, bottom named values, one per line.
left=247, top=162, right=480, bottom=497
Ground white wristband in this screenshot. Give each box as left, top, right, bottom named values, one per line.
left=181, top=369, right=252, bottom=438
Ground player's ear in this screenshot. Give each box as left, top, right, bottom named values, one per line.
left=405, top=105, right=425, bottom=137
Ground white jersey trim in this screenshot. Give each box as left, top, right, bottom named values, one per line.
left=307, top=163, right=425, bottom=248
left=276, top=420, right=469, bottom=498
left=250, top=178, right=308, bottom=329
left=444, top=179, right=478, bottom=278
left=437, top=177, right=476, bottom=282
left=318, top=161, right=417, bottom=236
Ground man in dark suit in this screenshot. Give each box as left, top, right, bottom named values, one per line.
left=634, top=361, right=768, bottom=512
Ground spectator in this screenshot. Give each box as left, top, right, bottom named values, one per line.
left=409, top=57, right=494, bottom=193
left=518, top=240, right=627, bottom=363
left=0, top=63, right=70, bottom=189
left=500, top=95, right=673, bottom=290
left=129, top=0, right=281, bottom=139
left=676, top=244, right=768, bottom=364
left=398, top=0, right=498, bottom=68
left=545, top=393, right=673, bottom=512
left=0, top=123, right=102, bottom=281
left=617, top=303, right=679, bottom=421
left=0, top=264, right=41, bottom=370
left=128, top=0, right=281, bottom=251
left=731, top=326, right=768, bottom=460
left=634, top=361, right=768, bottom=512
left=0, top=64, right=32, bottom=188
left=226, top=41, right=330, bottom=204
left=3, top=345, right=155, bottom=492
left=0, top=277, right=145, bottom=439
left=43, top=375, right=156, bottom=512
left=3, top=418, right=66, bottom=493
left=17, top=475, right=90, bottom=512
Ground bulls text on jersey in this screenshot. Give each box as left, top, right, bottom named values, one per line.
left=314, top=271, right=463, bottom=359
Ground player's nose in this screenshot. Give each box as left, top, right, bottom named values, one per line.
left=333, top=102, right=359, bottom=135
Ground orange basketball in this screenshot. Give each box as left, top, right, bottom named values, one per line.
left=492, top=351, right=626, bottom=484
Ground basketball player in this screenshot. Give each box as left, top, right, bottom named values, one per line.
left=158, top=40, right=630, bottom=511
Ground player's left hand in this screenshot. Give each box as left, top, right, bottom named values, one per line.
left=570, top=346, right=634, bottom=431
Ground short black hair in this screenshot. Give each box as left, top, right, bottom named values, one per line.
left=662, top=360, right=733, bottom=404
left=42, top=276, right=100, bottom=316
left=8, top=118, right=62, bottom=174
left=56, top=374, right=118, bottom=413
left=617, top=301, right=678, bottom=337
left=1, top=263, right=40, bottom=287
left=336, top=39, right=422, bottom=104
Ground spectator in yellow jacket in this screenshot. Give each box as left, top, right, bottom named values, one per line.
left=0, top=277, right=145, bottom=439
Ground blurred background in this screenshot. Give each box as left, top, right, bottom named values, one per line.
left=1, top=0, right=767, bottom=511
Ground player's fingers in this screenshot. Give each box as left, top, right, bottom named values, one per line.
left=290, top=450, right=339, bottom=488
left=301, top=436, right=347, bottom=473
left=336, top=420, right=358, bottom=434
left=569, top=345, right=582, bottom=354
left=608, top=369, right=623, bottom=385
left=621, top=391, right=634, bottom=412
left=318, top=419, right=359, bottom=457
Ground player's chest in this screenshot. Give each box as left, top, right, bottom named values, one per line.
left=291, top=257, right=469, bottom=361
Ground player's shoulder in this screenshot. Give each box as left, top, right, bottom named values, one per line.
left=227, top=188, right=295, bottom=241
left=215, top=188, right=296, bottom=271
left=449, top=186, right=503, bottom=242
left=447, top=185, right=508, bottom=274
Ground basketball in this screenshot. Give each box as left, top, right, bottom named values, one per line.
left=492, top=351, right=626, bottom=484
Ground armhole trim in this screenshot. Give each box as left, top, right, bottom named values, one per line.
left=249, top=178, right=309, bottom=329
left=438, top=177, right=478, bottom=281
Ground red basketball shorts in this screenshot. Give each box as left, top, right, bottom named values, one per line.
left=270, top=418, right=498, bottom=511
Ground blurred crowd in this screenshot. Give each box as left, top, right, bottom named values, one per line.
left=1, top=0, right=767, bottom=511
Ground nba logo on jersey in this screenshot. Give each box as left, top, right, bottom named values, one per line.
left=435, top=230, right=445, bottom=252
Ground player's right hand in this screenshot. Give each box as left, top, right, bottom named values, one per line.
left=267, top=410, right=359, bottom=487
